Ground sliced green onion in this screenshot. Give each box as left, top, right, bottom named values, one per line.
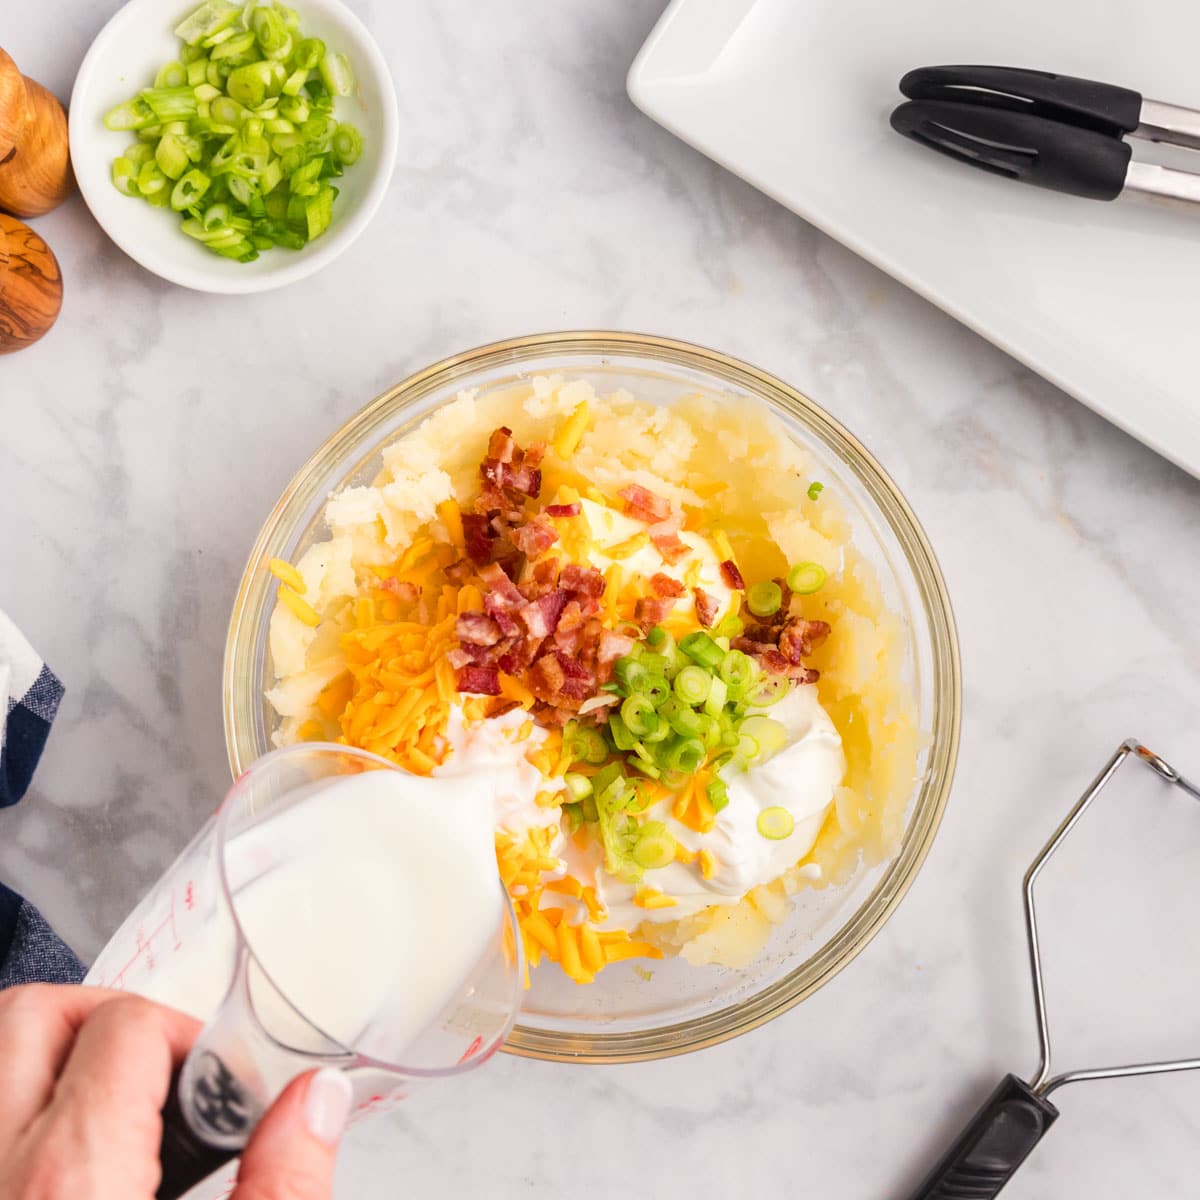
left=620, top=695, right=659, bottom=739
left=678, top=631, right=724, bottom=672
left=171, top=167, right=210, bottom=210
left=563, top=801, right=584, bottom=835
left=757, top=806, right=795, bottom=840
left=318, top=49, right=355, bottom=95
left=633, top=822, right=676, bottom=870
left=109, top=1, right=364, bottom=262
left=564, top=773, right=593, bottom=801
left=718, top=649, right=755, bottom=693
left=174, top=0, right=241, bottom=46
left=714, top=612, right=744, bottom=640
left=614, top=655, right=649, bottom=696
left=211, top=29, right=257, bottom=61
left=746, top=580, right=783, bottom=617
left=660, top=699, right=706, bottom=740
left=749, top=674, right=789, bottom=707
left=293, top=37, right=325, bottom=69
left=704, top=673, right=728, bottom=719
left=331, top=122, right=363, bottom=165
left=739, top=716, right=788, bottom=760
left=673, top=665, right=710, bottom=707
left=608, top=715, right=637, bottom=753
left=787, top=561, right=828, bottom=595
left=155, top=60, right=188, bottom=89
left=155, top=133, right=191, bottom=179
left=707, top=778, right=729, bottom=814
left=569, top=723, right=609, bottom=765
left=136, top=160, right=168, bottom=195
left=142, top=86, right=199, bottom=121
left=807, top=482, right=824, bottom=502
left=104, top=98, right=157, bottom=131
left=664, top=737, right=706, bottom=774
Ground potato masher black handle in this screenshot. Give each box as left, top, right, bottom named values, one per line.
left=156, top=1063, right=241, bottom=1200
left=905, top=1074, right=1059, bottom=1200
left=899, top=65, right=1143, bottom=136
left=890, top=99, right=1132, bottom=200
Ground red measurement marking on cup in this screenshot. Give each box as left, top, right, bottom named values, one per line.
left=457, top=1035, right=484, bottom=1065
left=107, top=892, right=182, bottom=988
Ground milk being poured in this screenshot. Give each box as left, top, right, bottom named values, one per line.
left=129, top=769, right=503, bottom=1062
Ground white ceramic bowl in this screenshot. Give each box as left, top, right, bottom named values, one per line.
left=69, top=0, right=398, bottom=294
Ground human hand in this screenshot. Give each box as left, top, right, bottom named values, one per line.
left=0, top=984, right=352, bottom=1199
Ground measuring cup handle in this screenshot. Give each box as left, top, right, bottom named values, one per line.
left=904, top=1074, right=1059, bottom=1200
left=157, top=1067, right=238, bottom=1200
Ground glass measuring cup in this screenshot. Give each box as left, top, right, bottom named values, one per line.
left=85, top=744, right=523, bottom=1199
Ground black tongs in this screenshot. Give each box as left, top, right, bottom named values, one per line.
left=890, top=65, right=1200, bottom=204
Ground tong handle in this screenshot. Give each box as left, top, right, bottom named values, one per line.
left=905, top=1074, right=1059, bottom=1200
left=890, top=99, right=1132, bottom=200
left=900, top=65, right=1143, bottom=136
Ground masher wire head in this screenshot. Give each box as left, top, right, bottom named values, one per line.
left=1024, top=739, right=1200, bottom=1098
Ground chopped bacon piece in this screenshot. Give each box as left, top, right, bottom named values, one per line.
left=598, top=629, right=635, bottom=665
left=478, top=562, right=525, bottom=608
left=719, top=559, right=746, bottom=590
left=475, top=483, right=505, bottom=515
left=618, top=484, right=672, bottom=523
left=635, top=596, right=677, bottom=630
left=524, top=441, right=547, bottom=468
left=533, top=558, right=560, bottom=585
left=462, top=513, right=494, bottom=565
left=732, top=635, right=776, bottom=657
left=557, top=652, right=592, bottom=682
left=693, top=588, right=720, bottom=629
left=443, top=558, right=474, bottom=585
left=559, top=563, right=605, bottom=597
left=789, top=665, right=820, bottom=685
left=446, top=647, right=474, bottom=670
left=761, top=649, right=791, bottom=675
left=456, top=612, right=502, bottom=646
left=509, top=517, right=558, bottom=559
left=379, top=577, right=419, bottom=603
left=545, top=502, right=581, bottom=518
left=497, top=651, right=521, bottom=676
left=488, top=606, right=519, bottom=638
left=501, top=464, right=542, bottom=498
left=779, top=618, right=831, bottom=664
left=455, top=664, right=501, bottom=695
left=757, top=578, right=792, bottom=627
left=488, top=426, right=516, bottom=463
left=650, top=528, right=690, bottom=565
left=649, top=573, right=686, bottom=598
left=519, top=590, right=568, bottom=638
left=528, top=654, right=566, bottom=702
left=480, top=459, right=504, bottom=488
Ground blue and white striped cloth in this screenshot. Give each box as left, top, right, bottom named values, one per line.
left=1, top=609, right=64, bottom=809
left=0, top=609, right=83, bottom=988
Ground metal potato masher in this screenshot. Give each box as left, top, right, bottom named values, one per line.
left=907, top=739, right=1200, bottom=1199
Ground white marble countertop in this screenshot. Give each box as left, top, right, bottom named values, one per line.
left=4, top=1, right=1200, bottom=1196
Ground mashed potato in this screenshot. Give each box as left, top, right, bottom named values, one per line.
left=265, top=376, right=918, bottom=971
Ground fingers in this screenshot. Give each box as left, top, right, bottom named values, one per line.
left=38, top=992, right=203, bottom=1193
left=231, top=1069, right=352, bottom=1200
left=0, top=985, right=141, bottom=1151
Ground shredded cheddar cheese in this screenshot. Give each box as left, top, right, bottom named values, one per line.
left=553, top=400, right=591, bottom=459
left=269, top=558, right=306, bottom=593
left=278, top=585, right=320, bottom=627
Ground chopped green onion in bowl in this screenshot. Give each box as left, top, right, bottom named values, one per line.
left=786, top=561, right=828, bottom=595
left=103, top=0, right=365, bottom=263
left=756, top=806, right=795, bottom=840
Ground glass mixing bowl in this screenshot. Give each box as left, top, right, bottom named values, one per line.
left=224, top=332, right=960, bottom=1063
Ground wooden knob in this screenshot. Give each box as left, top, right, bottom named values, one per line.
left=0, top=212, right=63, bottom=354
left=0, top=49, right=31, bottom=163
left=0, top=79, right=72, bottom=218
